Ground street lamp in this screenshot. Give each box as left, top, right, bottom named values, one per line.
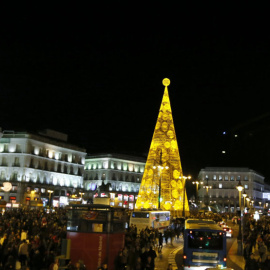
left=79, top=192, right=85, bottom=202
left=251, top=199, right=254, bottom=213
left=192, top=180, right=203, bottom=206
left=203, top=178, right=212, bottom=206
left=242, top=189, right=247, bottom=209
left=246, top=197, right=250, bottom=212
left=180, top=175, right=191, bottom=217
left=236, top=180, right=244, bottom=255
left=48, top=190, right=53, bottom=207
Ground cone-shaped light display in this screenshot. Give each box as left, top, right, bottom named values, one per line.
left=135, top=78, right=189, bottom=215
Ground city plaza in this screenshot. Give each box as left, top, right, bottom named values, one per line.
left=0, top=79, right=269, bottom=269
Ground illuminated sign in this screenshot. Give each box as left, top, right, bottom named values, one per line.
left=263, top=193, right=270, bottom=200
left=0, top=196, right=3, bottom=200
left=26, top=197, right=30, bottom=201
left=9, top=196, right=16, bottom=200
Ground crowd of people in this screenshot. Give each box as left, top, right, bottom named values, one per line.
left=114, top=225, right=168, bottom=270
left=0, top=207, right=178, bottom=270
left=0, top=208, right=85, bottom=270
left=243, top=215, right=270, bottom=270
left=2, top=207, right=270, bottom=270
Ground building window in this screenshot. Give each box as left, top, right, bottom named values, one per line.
left=244, top=185, right=248, bottom=190
left=219, top=175, right=222, bottom=181
left=123, top=163, right=128, bottom=171
left=224, top=175, right=228, bottom=181
left=244, top=176, right=249, bottom=181
left=237, top=175, right=241, bottom=181
left=230, top=176, right=235, bottom=181
left=213, top=175, right=217, bottom=181
left=219, top=184, right=222, bottom=188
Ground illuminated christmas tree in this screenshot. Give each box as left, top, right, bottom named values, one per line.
left=135, top=78, right=190, bottom=216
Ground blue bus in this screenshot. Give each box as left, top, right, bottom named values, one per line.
left=183, top=219, right=227, bottom=270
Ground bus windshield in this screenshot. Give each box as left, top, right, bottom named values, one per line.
left=188, top=231, right=223, bottom=250
left=131, top=212, right=149, bottom=218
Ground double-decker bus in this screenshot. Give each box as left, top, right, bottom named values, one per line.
left=129, top=210, right=170, bottom=232
left=183, top=219, right=227, bottom=270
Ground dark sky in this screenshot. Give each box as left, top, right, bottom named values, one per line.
left=1, top=4, right=270, bottom=181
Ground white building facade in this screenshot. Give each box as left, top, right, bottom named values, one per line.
left=0, top=129, right=86, bottom=208
left=84, top=154, right=146, bottom=209
left=198, top=167, right=266, bottom=213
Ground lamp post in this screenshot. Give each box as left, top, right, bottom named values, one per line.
left=180, top=175, right=191, bottom=217
left=48, top=190, right=53, bottom=207
left=242, top=189, right=247, bottom=210
left=236, top=181, right=244, bottom=255
left=79, top=192, right=85, bottom=203
left=192, top=180, right=203, bottom=206
left=203, top=178, right=212, bottom=206
left=251, top=199, right=254, bottom=213
left=246, top=197, right=250, bottom=212
left=153, top=150, right=169, bottom=209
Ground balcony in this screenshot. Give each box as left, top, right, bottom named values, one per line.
left=12, top=163, right=21, bottom=167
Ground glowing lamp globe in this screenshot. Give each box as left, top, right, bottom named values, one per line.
left=2, top=182, right=12, bottom=192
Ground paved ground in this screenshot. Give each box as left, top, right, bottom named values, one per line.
left=155, top=238, right=183, bottom=270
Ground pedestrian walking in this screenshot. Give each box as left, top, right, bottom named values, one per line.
left=18, top=239, right=29, bottom=267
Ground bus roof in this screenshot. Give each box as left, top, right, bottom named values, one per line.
left=185, top=219, right=222, bottom=231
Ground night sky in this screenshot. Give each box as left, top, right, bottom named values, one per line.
left=1, top=4, right=270, bottom=182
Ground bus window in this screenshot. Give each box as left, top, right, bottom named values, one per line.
left=188, top=231, right=223, bottom=250
left=92, top=223, right=103, bottom=232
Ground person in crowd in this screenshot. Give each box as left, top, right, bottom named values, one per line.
left=4, top=255, right=15, bottom=270
left=245, top=253, right=258, bottom=270
left=134, top=256, right=143, bottom=270
left=262, top=254, right=270, bottom=270
left=49, top=257, right=59, bottom=270
left=18, top=239, right=29, bottom=267
left=143, top=256, right=154, bottom=270
left=158, top=232, right=163, bottom=253
left=114, top=250, right=126, bottom=270
left=147, top=246, right=157, bottom=267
